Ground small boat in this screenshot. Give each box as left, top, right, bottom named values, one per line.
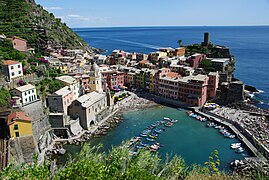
left=229, top=134, right=235, bottom=139
left=154, top=128, right=163, bottom=134
left=140, top=133, right=148, bottom=137
left=163, top=117, right=171, bottom=121
left=206, top=123, right=215, bottom=127
left=235, top=147, right=244, bottom=153
left=151, top=132, right=158, bottom=137
left=149, top=135, right=157, bottom=139
left=136, top=145, right=145, bottom=149
left=146, top=138, right=155, bottom=142
left=231, top=143, right=241, bottom=149
left=170, top=119, right=178, bottom=123
left=178, top=108, right=183, bottom=111
left=150, top=144, right=160, bottom=150
left=165, top=122, right=174, bottom=127
left=140, top=142, right=149, bottom=147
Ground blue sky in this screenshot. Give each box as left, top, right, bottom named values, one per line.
left=36, top=0, right=269, bottom=28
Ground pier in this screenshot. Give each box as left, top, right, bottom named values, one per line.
left=193, top=109, right=267, bottom=160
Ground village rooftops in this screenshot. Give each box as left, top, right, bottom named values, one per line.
left=183, top=74, right=208, bottom=83
left=7, top=112, right=32, bottom=125
left=56, top=76, right=77, bottom=84
left=15, top=84, right=35, bottom=92
left=77, top=92, right=106, bottom=108
left=54, top=86, right=71, bottom=96
left=2, top=60, right=20, bottom=65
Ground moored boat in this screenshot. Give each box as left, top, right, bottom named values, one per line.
left=170, top=119, right=178, bottom=123
left=165, top=122, right=174, bottom=127
left=146, top=138, right=155, bottom=142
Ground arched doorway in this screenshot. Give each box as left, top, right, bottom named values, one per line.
left=90, top=121, right=95, bottom=127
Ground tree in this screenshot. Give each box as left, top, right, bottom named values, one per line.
left=48, top=80, right=65, bottom=94
left=177, top=40, right=183, bottom=47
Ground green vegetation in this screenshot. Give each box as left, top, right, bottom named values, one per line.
left=0, top=39, right=26, bottom=61
left=0, top=0, right=89, bottom=53
left=199, top=59, right=215, bottom=72
left=0, top=88, right=11, bottom=110
left=0, top=145, right=230, bottom=180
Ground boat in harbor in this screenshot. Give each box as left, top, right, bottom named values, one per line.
left=165, top=122, right=174, bottom=127
left=154, top=128, right=164, bottom=134
left=231, top=143, right=241, bottom=149
left=149, top=135, right=157, bottom=139
left=151, top=132, right=158, bottom=137
left=140, top=133, right=148, bottom=137
left=170, top=119, right=178, bottom=123
left=206, top=122, right=215, bottom=127
left=140, top=142, right=149, bottom=147
left=235, top=147, right=244, bottom=153
left=146, top=138, right=155, bottom=142
left=136, top=145, right=145, bottom=149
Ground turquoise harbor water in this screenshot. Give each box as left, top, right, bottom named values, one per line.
left=65, top=106, right=250, bottom=171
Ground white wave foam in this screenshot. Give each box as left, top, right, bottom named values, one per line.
left=109, top=38, right=162, bottom=50
left=257, top=89, right=264, bottom=93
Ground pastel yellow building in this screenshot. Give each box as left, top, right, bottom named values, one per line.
left=55, top=64, right=69, bottom=74
left=7, top=112, right=33, bottom=138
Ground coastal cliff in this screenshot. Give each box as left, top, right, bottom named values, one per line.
left=0, top=0, right=91, bottom=53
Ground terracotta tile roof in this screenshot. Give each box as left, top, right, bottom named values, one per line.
left=166, top=72, right=180, bottom=78
left=139, top=60, right=149, bottom=64
left=2, top=60, right=20, bottom=65
left=7, top=112, right=32, bottom=125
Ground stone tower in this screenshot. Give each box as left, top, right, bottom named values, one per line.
left=89, top=62, right=103, bottom=93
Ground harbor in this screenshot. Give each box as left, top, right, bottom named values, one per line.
left=63, top=106, right=251, bottom=171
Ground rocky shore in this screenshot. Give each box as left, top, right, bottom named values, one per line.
left=231, top=159, right=269, bottom=178
left=92, top=93, right=157, bottom=137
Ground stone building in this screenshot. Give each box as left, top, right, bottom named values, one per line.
left=68, top=92, right=108, bottom=130
left=89, top=63, right=103, bottom=93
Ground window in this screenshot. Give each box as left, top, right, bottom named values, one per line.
left=18, top=71, right=21, bottom=74
left=28, top=91, right=30, bottom=94
left=32, top=90, right=34, bottom=93
left=25, top=92, right=27, bottom=96
left=14, top=124, right=18, bottom=130
left=11, top=72, right=15, bottom=76
left=18, top=64, right=20, bottom=68
left=15, top=132, right=19, bottom=137
left=11, top=66, right=14, bottom=70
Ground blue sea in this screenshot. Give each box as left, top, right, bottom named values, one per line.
left=74, top=26, right=269, bottom=109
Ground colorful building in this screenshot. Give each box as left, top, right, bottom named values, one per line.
left=56, top=76, right=81, bottom=99
left=186, top=53, right=206, bottom=69
left=7, top=112, right=33, bottom=138
left=47, top=86, right=74, bottom=114
left=208, top=72, right=219, bottom=98
left=1, top=60, right=23, bottom=82
left=102, top=71, right=125, bottom=90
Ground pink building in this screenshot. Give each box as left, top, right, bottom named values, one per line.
left=178, top=75, right=209, bottom=106
left=102, top=71, right=125, bottom=90
left=158, top=73, right=209, bottom=106
left=158, top=72, right=181, bottom=100
left=74, top=74, right=90, bottom=93
left=208, top=72, right=219, bottom=98
left=187, top=53, right=206, bottom=69
left=47, top=86, right=74, bottom=114
left=9, top=36, right=27, bottom=52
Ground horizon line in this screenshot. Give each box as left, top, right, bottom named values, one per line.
left=71, top=24, right=269, bottom=29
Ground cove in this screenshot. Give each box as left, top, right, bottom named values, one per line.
left=64, top=106, right=251, bottom=171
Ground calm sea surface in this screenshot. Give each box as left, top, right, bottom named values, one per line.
left=64, top=107, right=250, bottom=171
left=74, top=26, right=269, bottom=109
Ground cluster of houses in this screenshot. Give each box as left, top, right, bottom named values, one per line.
left=0, top=32, right=239, bottom=144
